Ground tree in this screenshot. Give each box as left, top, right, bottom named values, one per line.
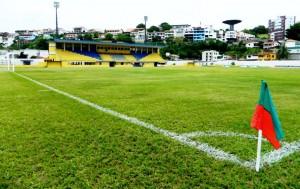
left=77, top=34, right=84, bottom=40
left=277, top=43, right=289, bottom=60
left=32, top=36, right=49, bottom=50
left=93, top=32, right=100, bottom=39
left=116, top=34, right=133, bottom=43
left=83, top=32, right=93, bottom=40
left=286, top=22, right=300, bottom=40
left=245, top=47, right=261, bottom=55
left=174, top=37, right=184, bottom=43
left=151, top=36, right=163, bottom=43
left=148, top=25, right=160, bottom=32
left=160, top=22, right=172, bottom=31
left=0, top=43, right=4, bottom=50
left=243, top=25, right=268, bottom=36
left=18, top=52, right=28, bottom=58
left=104, top=33, right=114, bottom=40
left=136, top=23, right=145, bottom=29
left=251, top=25, right=268, bottom=35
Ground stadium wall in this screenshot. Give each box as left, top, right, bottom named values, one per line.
left=167, top=60, right=300, bottom=68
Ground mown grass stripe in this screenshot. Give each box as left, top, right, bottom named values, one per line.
left=15, top=72, right=249, bottom=168
left=15, top=72, right=300, bottom=170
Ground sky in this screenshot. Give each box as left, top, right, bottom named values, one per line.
left=0, top=0, right=299, bottom=33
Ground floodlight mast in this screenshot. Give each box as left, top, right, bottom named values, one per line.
left=144, top=16, right=148, bottom=44
left=54, top=2, right=60, bottom=39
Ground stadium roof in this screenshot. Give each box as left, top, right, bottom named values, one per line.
left=52, top=39, right=165, bottom=49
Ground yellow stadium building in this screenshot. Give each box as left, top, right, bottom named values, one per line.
left=47, top=39, right=166, bottom=68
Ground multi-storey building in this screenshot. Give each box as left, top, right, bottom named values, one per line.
left=216, top=29, right=226, bottom=42
left=193, top=27, right=205, bottom=41
left=224, top=31, right=237, bottom=42
left=204, top=25, right=216, bottom=39
left=148, top=32, right=165, bottom=41
left=202, top=50, right=223, bottom=62
left=129, top=28, right=145, bottom=43
left=171, top=24, right=191, bottom=38
left=268, top=16, right=296, bottom=41
left=184, top=27, right=205, bottom=42
left=164, top=30, right=175, bottom=38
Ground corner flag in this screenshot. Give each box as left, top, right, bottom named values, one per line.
left=251, top=80, right=284, bottom=150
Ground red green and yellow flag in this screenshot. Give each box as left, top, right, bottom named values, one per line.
left=251, top=80, right=284, bottom=150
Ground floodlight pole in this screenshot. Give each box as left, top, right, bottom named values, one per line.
left=54, top=2, right=60, bottom=39
left=144, top=16, right=148, bottom=44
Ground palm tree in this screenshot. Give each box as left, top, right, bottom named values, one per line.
left=276, top=43, right=289, bottom=60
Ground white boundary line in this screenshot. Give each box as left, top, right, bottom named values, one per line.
left=16, top=73, right=300, bottom=170
left=181, top=131, right=268, bottom=141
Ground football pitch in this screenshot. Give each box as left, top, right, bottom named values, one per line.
left=1, top=67, right=300, bottom=188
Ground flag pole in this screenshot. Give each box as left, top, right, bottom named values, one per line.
left=255, top=129, right=262, bottom=172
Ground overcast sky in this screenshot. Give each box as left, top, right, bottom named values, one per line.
left=1, top=0, right=299, bottom=33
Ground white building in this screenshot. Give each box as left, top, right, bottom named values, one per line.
left=171, top=24, right=191, bottom=38
left=225, top=31, right=237, bottom=42
left=147, top=32, right=165, bottom=41
left=0, top=33, right=16, bottom=48
left=263, top=41, right=280, bottom=49
left=244, top=41, right=259, bottom=48
left=130, top=29, right=145, bottom=43
left=237, top=32, right=255, bottom=41
left=246, top=54, right=259, bottom=61
left=0, top=50, right=48, bottom=66
left=105, top=29, right=123, bottom=38
left=73, top=26, right=87, bottom=34
left=216, top=30, right=226, bottom=42
left=202, top=50, right=223, bottom=62
left=285, top=39, right=300, bottom=60
left=164, top=30, right=174, bottom=38
left=204, top=25, right=216, bottom=39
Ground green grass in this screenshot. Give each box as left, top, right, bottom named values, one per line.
left=1, top=67, right=300, bottom=188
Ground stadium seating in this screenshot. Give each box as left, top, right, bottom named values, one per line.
left=73, top=50, right=101, bottom=60
left=139, top=53, right=165, bottom=62
left=100, top=54, right=113, bottom=61
left=56, top=49, right=99, bottom=62
left=124, top=55, right=137, bottom=61
left=132, top=52, right=150, bottom=60
left=111, top=54, right=126, bottom=61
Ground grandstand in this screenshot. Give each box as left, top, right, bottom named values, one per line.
left=47, top=39, right=166, bottom=68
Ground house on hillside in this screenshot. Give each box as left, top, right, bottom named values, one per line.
left=263, top=41, right=280, bottom=50
left=258, top=52, right=277, bottom=60
left=64, top=33, right=79, bottom=40
left=237, top=32, right=255, bottom=41
left=73, top=26, right=87, bottom=34
left=246, top=54, right=259, bottom=61
left=244, top=41, right=259, bottom=48
left=105, top=29, right=123, bottom=38
left=285, top=39, right=300, bottom=60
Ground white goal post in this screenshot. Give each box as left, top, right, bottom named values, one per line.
left=0, top=54, right=15, bottom=72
